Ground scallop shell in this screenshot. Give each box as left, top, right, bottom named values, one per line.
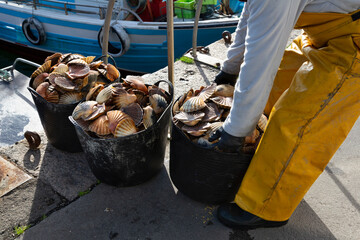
left=178, top=89, right=194, bottom=108
left=66, top=59, right=90, bottom=80
left=45, top=89, right=59, bottom=103
left=32, top=72, right=48, bottom=89
left=181, top=122, right=211, bottom=137
left=180, top=96, right=206, bottom=113
left=58, top=92, right=83, bottom=104
left=74, top=76, right=89, bottom=91
left=173, top=111, right=205, bottom=126
left=245, top=129, right=260, bottom=144
left=207, top=122, right=224, bottom=135
left=86, top=84, right=104, bottom=101
left=61, top=53, right=84, bottom=64
left=257, top=114, right=268, bottom=132
left=44, top=52, right=62, bottom=66
left=36, top=82, right=50, bottom=98
left=120, top=103, right=143, bottom=126
left=132, top=89, right=148, bottom=106
left=81, top=56, right=96, bottom=64
left=89, top=60, right=103, bottom=70
left=106, top=64, right=120, bottom=81
left=113, top=89, right=137, bottom=109
left=214, top=84, right=234, bottom=97
left=143, top=106, right=157, bottom=129
left=54, top=76, right=76, bottom=91
left=198, top=83, right=216, bottom=101
left=107, top=110, right=130, bottom=133
left=113, top=118, right=137, bottom=137
left=201, top=102, right=223, bottom=122
left=96, top=85, right=114, bottom=104
left=31, top=60, right=52, bottom=79
left=123, top=75, right=148, bottom=94
left=74, top=118, right=90, bottom=131
left=149, top=94, right=168, bottom=115
left=83, top=103, right=106, bottom=121
left=72, top=101, right=98, bottom=120
left=88, top=115, right=111, bottom=136
left=210, top=96, right=233, bottom=109
left=148, top=85, right=171, bottom=102
left=52, top=63, right=68, bottom=75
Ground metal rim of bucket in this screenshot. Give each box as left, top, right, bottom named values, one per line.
left=69, top=79, right=174, bottom=140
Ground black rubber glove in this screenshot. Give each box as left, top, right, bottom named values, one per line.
left=208, top=127, right=245, bottom=153
left=214, top=71, right=238, bottom=86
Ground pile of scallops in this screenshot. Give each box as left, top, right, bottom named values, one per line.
left=71, top=75, right=171, bottom=138
left=172, top=84, right=268, bottom=154
left=31, top=53, right=120, bottom=104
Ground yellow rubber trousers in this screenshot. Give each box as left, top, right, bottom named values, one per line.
left=235, top=10, right=360, bottom=221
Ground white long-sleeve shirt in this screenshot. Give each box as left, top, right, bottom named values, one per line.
left=222, top=0, right=360, bottom=137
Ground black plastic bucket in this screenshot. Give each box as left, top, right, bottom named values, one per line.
left=170, top=101, right=253, bottom=204
left=69, top=80, right=173, bottom=187
left=28, top=82, right=83, bottom=153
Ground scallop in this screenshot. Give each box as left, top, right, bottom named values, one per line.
left=96, top=85, right=114, bottom=104
left=61, top=53, right=84, bottom=64
left=180, top=96, right=206, bottom=112
left=181, top=122, right=211, bottom=137
left=201, top=102, right=223, bottom=122
left=123, top=75, right=148, bottom=94
left=52, top=63, right=68, bottom=75
left=72, top=101, right=98, bottom=120
left=121, top=103, right=143, bottom=126
left=83, top=103, right=106, bottom=121
left=173, top=111, right=205, bottom=126
left=106, top=64, right=120, bottom=81
left=198, top=83, right=216, bottom=101
left=132, top=89, right=148, bottom=106
left=214, top=84, right=234, bottom=97
left=88, top=115, right=111, bottom=136
left=82, top=56, right=96, bottom=64
left=245, top=129, right=260, bottom=144
left=32, top=72, right=48, bottom=89
left=113, top=118, right=137, bottom=137
left=210, top=96, right=233, bottom=109
left=148, top=85, right=170, bottom=102
left=66, top=59, right=90, bottom=80
left=107, top=110, right=129, bottom=133
left=258, top=114, right=268, bottom=132
left=44, top=52, right=62, bottom=66
left=86, top=84, right=104, bottom=101
left=54, top=75, right=76, bottom=91
left=89, top=60, right=103, bottom=70
left=143, top=106, right=157, bottom=129
left=113, top=89, right=137, bottom=109
left=58, top=92, right=83, bottom=104
left=149, top=94, right=168, bottom=115
left=36, top=82, right=50, bottom=98
left=178, top=89, right=194, bottom=108
left=45, top=89, right=59, bottom=104
left=31, top=60, right=52, bottom=79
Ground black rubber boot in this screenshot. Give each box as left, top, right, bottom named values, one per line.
left=214, top=71, right=238, bottom=86
left=217, top=203, right=289, bottom=229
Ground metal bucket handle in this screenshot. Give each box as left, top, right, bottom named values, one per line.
left=153, top=79, right=174, bottom=98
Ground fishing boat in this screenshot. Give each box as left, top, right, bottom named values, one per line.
left=0, top=0, right=243, bottom=73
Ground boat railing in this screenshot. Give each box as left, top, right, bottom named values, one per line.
left=3, top=0, right=108, bottom=18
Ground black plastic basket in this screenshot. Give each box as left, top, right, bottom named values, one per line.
left=69, top=80, right=173, bottom=187
left=170, top=100, right=253, bottom=204
left=28, top=81, right=82, bottom=153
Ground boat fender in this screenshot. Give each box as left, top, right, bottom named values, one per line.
left=22, top=17, right=46, bottom=45
left=98, top=24, right=130, bottom=58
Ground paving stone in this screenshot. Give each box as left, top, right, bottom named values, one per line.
left=0, top=156, right=32, bottom=197
left=0, top=179, right=62, bottom=240
left=0, top=132, right=97, bottom=201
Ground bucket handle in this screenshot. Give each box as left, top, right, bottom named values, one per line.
left=27, top=86, right=45, bottom=100
left=153, top=79, right=174, bottom=98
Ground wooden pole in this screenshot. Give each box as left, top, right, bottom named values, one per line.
left=192, top=0, right=203, bottom=58
left=166, top=0, right=174, bottom=87
left=102, top=0, right=116, bottom=64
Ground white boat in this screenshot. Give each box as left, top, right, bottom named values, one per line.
left=0, top=0, right=243, bottom=73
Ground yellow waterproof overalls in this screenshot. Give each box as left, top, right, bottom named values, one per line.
left=235, top=9, right=360, bottom=221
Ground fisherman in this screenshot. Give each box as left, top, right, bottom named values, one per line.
left=210, top=0, right=360, bottom=229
